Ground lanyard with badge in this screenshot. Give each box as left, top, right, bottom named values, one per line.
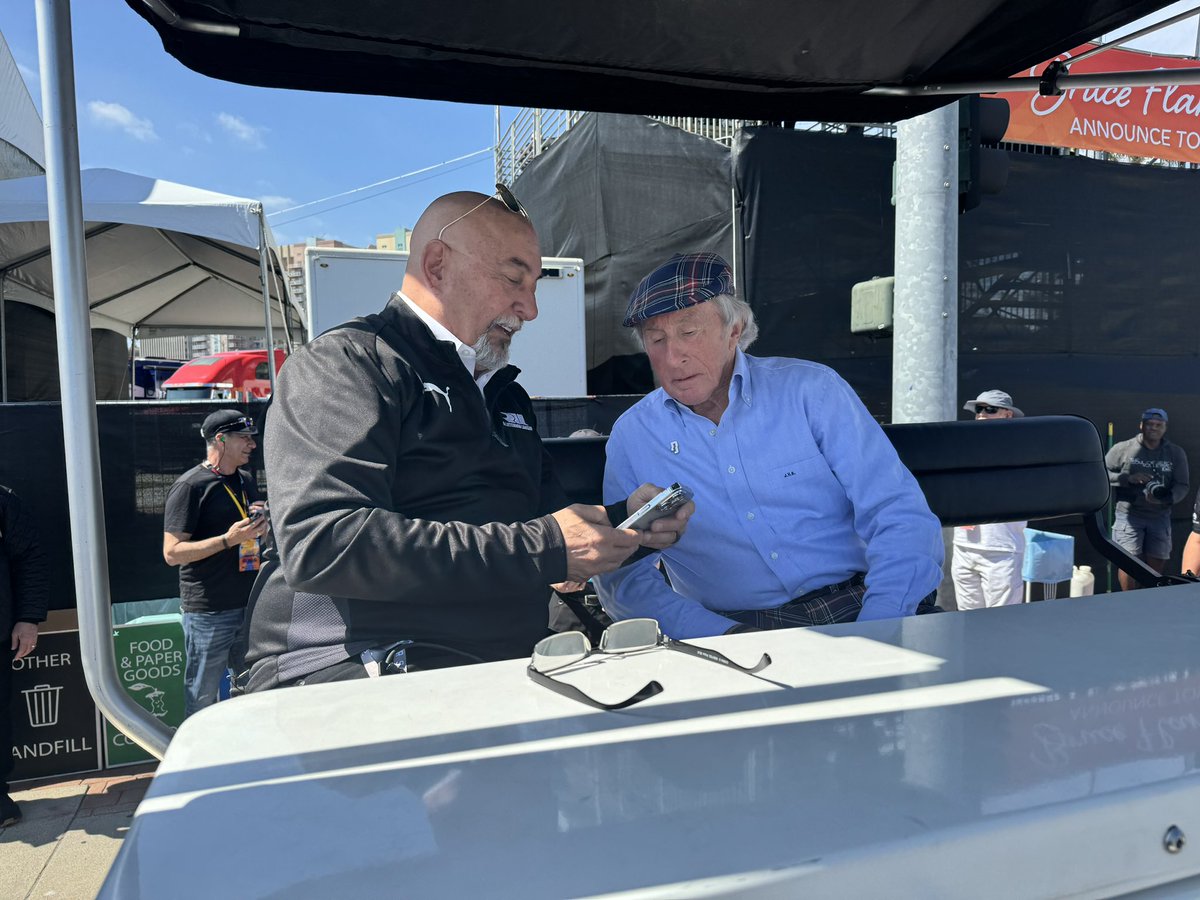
left=220, top=476, right=260, bottom=572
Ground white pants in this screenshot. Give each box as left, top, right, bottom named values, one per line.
left=951, top=545, right=1024, bottom=609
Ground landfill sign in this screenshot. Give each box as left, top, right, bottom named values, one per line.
left=104, top=617, right=186, bottom=766
left=9, top=629, right=103, bottom=781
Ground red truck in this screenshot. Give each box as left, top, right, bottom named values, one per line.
left=161, top=349, right=286, bottom=401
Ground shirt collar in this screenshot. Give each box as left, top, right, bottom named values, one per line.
left=730, top=350, right=752, bottom=407
left=399, top=291, right=492, bottom=389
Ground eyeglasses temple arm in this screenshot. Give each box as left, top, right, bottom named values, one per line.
left=527, top=666, right=663, bottom=710
left=666, top=639, right=772, bottom=674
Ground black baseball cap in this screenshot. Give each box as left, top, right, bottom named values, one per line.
left=201, top=410, right=258, bottom=439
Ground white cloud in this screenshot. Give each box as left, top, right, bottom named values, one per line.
left=217, top=112, right=267, bottom=149
left=177, top=122, right=213, bottom=144
left=88, top=100, right=158, bottom=142
left=261, top=195, right=296, bottom=213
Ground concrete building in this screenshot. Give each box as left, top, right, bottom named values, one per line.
left=373, top=227, right=411, bottom=252
left=279, top=238, right=357, bottom=317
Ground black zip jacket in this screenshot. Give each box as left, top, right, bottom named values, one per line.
left=0, top=485, right=49, bottom=640
left=243, top=297, right=571, bottom=687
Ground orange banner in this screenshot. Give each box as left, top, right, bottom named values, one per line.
left=998, top=44, right=1200, bottom=163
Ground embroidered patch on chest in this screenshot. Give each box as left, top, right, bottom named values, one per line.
left=500, top=411, right=533, bottom=431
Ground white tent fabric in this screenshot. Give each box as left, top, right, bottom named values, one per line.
left=0, top=32, right=45, bottom=172
left=0, top=167, right=304, bottom=339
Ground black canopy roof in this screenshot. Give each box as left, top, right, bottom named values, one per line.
left=128, top=1, right=1175, bottom=121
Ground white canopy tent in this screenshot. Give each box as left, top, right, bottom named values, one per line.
left=0, top=31, right=45, bottom=176
left=0, top=167, right=304, bottom=373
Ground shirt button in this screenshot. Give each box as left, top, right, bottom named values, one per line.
left=727, top=465, right=736, bottom=474
left=746, top=512, right=755, bottom=520
left=770, top=552, right=779, bottom=560
left=709, top=429, right=717, bottom=436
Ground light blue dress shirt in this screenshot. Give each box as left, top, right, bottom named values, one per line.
left=594, top=351, right=943, bottom=639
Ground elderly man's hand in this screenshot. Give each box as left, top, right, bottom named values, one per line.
left=626, top=482, right=695, bottom=551
left=551, top=504, right=641, bottom=583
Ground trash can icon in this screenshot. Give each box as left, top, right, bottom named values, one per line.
left=23, top=683, right=63, bottom=728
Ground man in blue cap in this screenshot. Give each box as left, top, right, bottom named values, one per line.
left=594, top=252, right=943, bottom=637
left=1106, top=408, right=1189, bottom=591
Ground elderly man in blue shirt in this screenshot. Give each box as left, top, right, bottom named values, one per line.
left=594, top=252, right=943, bottom=638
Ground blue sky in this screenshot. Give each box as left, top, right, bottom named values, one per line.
left=1, top=2, right=1197, bottom=250
left=0, top=1, right=501, bottom=248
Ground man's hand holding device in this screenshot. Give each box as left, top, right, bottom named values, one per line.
left=622, top=482, right=695, bottom=550
left=550, top=483, right=694, bottom=582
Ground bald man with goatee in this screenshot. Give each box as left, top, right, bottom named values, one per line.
left=240, top=187, right=691, bottom=690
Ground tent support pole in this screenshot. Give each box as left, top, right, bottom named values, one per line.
left=258, top=210, right=276, bottom=394
left=35, top=0, right=169, bottom=759
left=128, top=325, right=138, bottom=400
left=1, top=272, right=7, bottom=403
left=267, top=257, right=295, bottom=353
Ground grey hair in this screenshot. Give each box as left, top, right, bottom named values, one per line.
left=633, top=293, right=758, bottom=352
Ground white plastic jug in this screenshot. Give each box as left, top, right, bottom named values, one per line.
left=1070, top=565, right=1095, bottom=597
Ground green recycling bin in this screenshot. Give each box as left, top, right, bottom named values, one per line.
left=104, top=614, right=186, bottom=767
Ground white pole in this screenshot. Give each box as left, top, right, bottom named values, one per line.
left=0, top=272, right=7, bottom=402
left=35, top=0, right=169, bottom=758
left=494, top=106, right=501, bottom=183
left=258, top=211, right=276, bottom=395
left=892, top=103, right=959, bottom=424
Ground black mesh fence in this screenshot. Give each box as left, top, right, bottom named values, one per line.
left=1, top=397, right=634, bottom=611
left=0, top=401, right=266, bottom=610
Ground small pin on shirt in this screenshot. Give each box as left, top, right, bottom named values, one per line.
left=670, top=441, right=679, bottom=454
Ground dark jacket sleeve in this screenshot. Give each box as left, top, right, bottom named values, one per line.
left=536, top=444, right=570, bottom=516
left=3, top=489, right=50, bottom=624
left=266, top=328, right=567, bottom=602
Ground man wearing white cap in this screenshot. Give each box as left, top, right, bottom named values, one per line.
left=951, top=391, right=1027, bottom=609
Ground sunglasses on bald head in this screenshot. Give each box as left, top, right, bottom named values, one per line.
left=437, top=183, right=528, bottom=241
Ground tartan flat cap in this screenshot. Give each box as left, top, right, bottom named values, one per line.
left=623, top=252, right=734, bottom=327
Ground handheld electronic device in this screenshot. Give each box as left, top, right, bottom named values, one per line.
left=617, top=483, right=693, bottom=531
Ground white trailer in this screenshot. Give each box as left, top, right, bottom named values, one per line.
left=304, top=246, right=588, bottom=398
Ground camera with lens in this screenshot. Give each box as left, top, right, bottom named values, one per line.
left=1144, top=480, right=1171, bottom=501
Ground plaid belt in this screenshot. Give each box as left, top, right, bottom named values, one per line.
left=727, top=575, right=942, bottom=631
left=727, top=574, right=868, bottom=630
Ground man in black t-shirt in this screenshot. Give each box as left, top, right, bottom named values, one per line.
left=164, top=410, right=267, bottom=716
